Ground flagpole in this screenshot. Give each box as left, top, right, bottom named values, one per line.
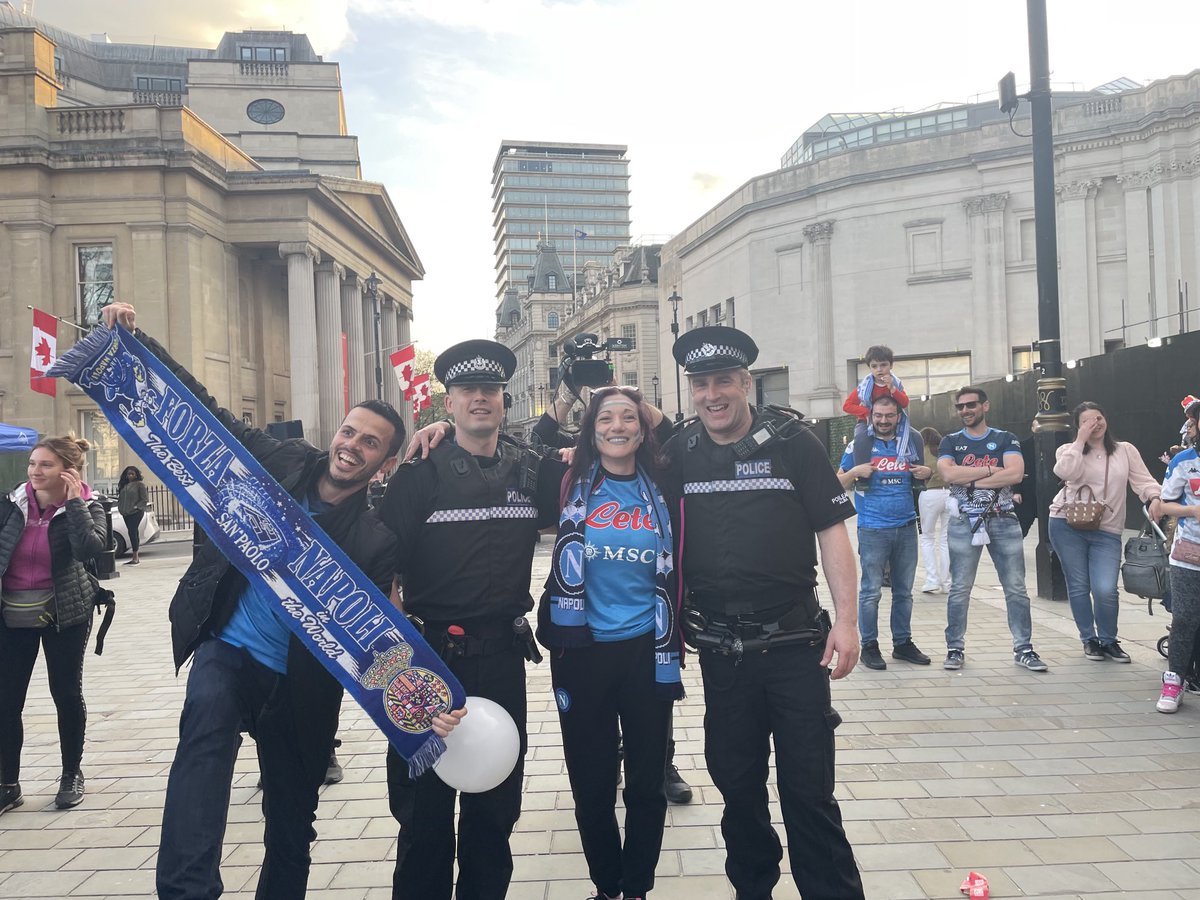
left=26, top=306, right=88, bottom=333
left=573, top=225, right=578, bottom=307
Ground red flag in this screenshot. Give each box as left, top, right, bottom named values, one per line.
left=30, top=308, right=57, bottom=397
left=390, top=345, right=416, bottom=399
left=411, top=373, right=432, bottom=410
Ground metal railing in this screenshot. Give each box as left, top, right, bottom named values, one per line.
left=98, top=484, right=195, bottom=533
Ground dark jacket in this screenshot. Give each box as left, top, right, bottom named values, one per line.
left=136, top=329, right=398, bottom=780
left=117, top=480, right=150, bottom=516
left=0, top=487, right=106, bottom=629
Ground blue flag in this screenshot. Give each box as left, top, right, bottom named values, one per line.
left=574, top=228, right=588, bottom=239
left=48, top=325, right=465, bottom=777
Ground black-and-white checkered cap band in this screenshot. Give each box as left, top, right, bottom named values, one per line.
left=684, top=342, right=750, bottom=369
left=443, top=355, right=508, bottom=383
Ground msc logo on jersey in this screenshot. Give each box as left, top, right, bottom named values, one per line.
left=735, top=460, right=773, bottom=478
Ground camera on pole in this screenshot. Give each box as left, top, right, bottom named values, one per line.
left=561, top=332, right=633, bottom=390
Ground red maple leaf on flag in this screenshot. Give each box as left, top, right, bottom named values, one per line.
left=35, top=336, right=53, bottom=368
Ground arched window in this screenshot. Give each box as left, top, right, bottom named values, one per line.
left=547, top=310, right=560, bottom=329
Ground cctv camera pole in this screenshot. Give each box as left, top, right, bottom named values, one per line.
left=1027, top=0, right=1068, bottom=601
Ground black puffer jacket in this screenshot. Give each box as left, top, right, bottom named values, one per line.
left=0, top=487, right=106, bottom=629
left=137, top=329, right=398, bottom=783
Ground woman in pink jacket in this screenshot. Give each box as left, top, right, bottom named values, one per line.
left=1049, top=402, right=1162, bottom=662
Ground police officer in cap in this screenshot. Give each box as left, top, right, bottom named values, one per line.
left=379, top=339, right=561, bottom=900
left=663, top=326, right=865, bottom=899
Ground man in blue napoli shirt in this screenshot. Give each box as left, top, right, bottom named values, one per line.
left=937, top=386, right=1048, bottom=672
left=838, top=395, right=932, bottom=670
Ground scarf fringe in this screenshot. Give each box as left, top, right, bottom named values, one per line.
left=408, top=733, right=447, bottom=779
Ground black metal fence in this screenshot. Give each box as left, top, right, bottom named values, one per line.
left=95, top=483, right=195, bottom=533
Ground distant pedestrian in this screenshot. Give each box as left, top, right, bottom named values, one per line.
left=917, top=426, right=950, bottom=593
left=116, top=465, right=151, bottom=565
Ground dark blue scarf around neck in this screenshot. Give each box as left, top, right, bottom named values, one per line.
left=541, top=460, right=682, bottom=700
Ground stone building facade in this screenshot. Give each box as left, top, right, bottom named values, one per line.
left=658, top=72, right=1200, bottom=422
left=0, top=10, right=418, bottom=485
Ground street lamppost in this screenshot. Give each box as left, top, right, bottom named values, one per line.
left=668, top=289, right=683, bottom=422
left=537, top=383, right=546, bottom=417
left=365, top=272, right=384, bottom=401
left=651, top=374, right=660, bottom=408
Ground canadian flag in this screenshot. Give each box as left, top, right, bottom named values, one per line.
left=30, top=308, right=57, bottom=397
left=390, top=345, right=416, bottom=399
left=411, top=373, right=432, bottom=410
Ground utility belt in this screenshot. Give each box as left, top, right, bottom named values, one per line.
left=682, top=592, right=830, bottom=660
left=419, top=616, right=543, bottom=665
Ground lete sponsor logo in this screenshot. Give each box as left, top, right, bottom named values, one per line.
left=870, top=455, right=910, bottom=472
left=585, top=501, right=656, bottom=531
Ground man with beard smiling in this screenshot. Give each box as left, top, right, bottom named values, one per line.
left=937, top=386, right=1047, bottom=672
left=837, top=394, right=932, bottom=671
left=97, top=303, right=463, bottom=900
left=663, top=326, right=865, bottom=899
left=379, top=339, right=562, bottom=900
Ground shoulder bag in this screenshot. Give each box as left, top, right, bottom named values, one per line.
left=1062, top=456, right=1109, bottom=531
left=1122, top=508, right=1169, bottom=600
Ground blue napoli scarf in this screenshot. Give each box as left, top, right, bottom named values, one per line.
left=48, top=325, right=465, bottom=777
left=857, top=372, right=915, bottom=462
left=541, top=460, right=682, bottom=700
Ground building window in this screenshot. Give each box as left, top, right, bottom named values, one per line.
left=136, top=76, right=183, bottom=92
left=710, top=304, right=723, bottom=324
left=77, top=244, right=114, bottom=327
left=547, top=274, right=557, bottom=290
left=697, top=310, right=708, bottom=327
left=856, top=352, right=971, bottom=397
left=623, top=372, right=638, bottom=387
left=621, top=324, right=636, bottom=348
left=80, top=410, right=119, bottom=489
left=240, top=46, right=287, bottom=61
left=685, top=315, right=694, bottom=331
left=726, top=297, right=736, bottom=327
left=547, top=310, right=560, bottom=329
left=549, top=342, right=557, bottom=359
left=754, top=370, right=789, bottom=408
left=907, top=227, right=942, bottom=275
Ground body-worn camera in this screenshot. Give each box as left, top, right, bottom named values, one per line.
left=562, top=332, right=633, bottom=389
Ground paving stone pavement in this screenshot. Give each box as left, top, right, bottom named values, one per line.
left=1, top=528, right=1198, bottom=899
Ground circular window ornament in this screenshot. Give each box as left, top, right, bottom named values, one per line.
left=246, top=98, right=285, bottom=125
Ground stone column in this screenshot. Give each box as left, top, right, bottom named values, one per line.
left=341, top=274, right=368, bottom=407
left=279, top=242, right=320, bottom=444
left=380, top=296, right=402, bottom=410
left=803, top=220, right=838, bottom=395
left=1055, top=180, right=1101, bottom=359
left=315, top=260, right=345, bottom=446
left=963, top=193, right=1010, bottom=380
left=396, top=300, right=413, bottom=350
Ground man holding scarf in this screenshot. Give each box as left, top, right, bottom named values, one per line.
left=837, top=394, right=932, bottom=670
left=665, top=326, right=865, bottom=900
left=99, top=303, right=461, bottom=900
left=379, top=340, right=562, bottom=900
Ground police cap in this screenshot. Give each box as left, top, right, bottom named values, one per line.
left=672, top=326, right=759, bottom=375
left=434, top=339, right=516, bottom=387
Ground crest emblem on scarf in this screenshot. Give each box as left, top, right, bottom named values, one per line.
left=360, top=642, right=453, bottom=734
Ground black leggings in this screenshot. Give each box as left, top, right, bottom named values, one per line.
left=123, top=511, right=144, bottom=554
left=0, top=618, right=91, bottom=783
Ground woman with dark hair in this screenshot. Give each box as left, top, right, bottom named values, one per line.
left=0, top=435, right=106, bottom=814
left=917, top=426, right=950, bottom=593
left=1049, top=402, right=1161, bottom=662
left=538, top=386, right=681, bottom=900
left=117, top=465, right=151, bottom=565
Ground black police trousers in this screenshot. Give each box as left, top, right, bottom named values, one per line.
left=386, top=643, right=527, bottom=900
left=551, top=630, right=672, bottom=899
left=699, top=640, right=864, bottom=900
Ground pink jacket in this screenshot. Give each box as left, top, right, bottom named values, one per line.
left=1049, top=441, right=1160, bottom=535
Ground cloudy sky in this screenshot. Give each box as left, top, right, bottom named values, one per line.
left=30, top=0, right=1200, bottom=350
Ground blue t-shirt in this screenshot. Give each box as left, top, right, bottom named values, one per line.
left=839, top=437, right=917, bottom=528
left=1163, top=448, right=1200, bottom=570
left=582, top=472, right=658, bottom=642
left=218, top=491, right=330, bottom=673
left=938, top=427, right=1022, bottom=516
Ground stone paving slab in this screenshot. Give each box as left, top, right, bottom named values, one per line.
left=1, top=529, right=1199, bottom=898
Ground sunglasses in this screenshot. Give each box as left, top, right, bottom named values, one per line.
left=954, top=401, right=982, bottom=410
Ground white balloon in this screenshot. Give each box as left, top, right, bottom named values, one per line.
left=432, top=695, right=520, bottom=793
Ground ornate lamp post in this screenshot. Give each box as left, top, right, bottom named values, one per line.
left=365, top=272, right=383, bottom=401
left=651, top=373, right=660, bottom=408
left=668, top=289, right=683, bottom=422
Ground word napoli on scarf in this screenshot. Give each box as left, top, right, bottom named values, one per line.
left=542, top=460, right=682, bottom=699
left=48, top=325, right=465, bottom=776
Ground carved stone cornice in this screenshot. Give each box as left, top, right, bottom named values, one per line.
left=315, top=260, right=346, bottom=280
left=802, top=220, right=834, bottom=243
left=1116, top=164, right=1163, bottom=188
left=279, top=242, right=320, bottom=262
left=962, top=192, right=1009, bottom=216
left=1055, top=179, right=1101, bottom=200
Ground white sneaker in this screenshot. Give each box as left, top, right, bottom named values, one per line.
left=1158, top=672, right=1184, bottom=713
left=921, top=582, right=941, bottom=593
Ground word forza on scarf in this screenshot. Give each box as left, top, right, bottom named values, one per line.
left=48, top=325, right=464, bottom=776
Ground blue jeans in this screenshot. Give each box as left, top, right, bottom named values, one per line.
left=157, top=639, right=320, bottom=900
left=1048, top=517, right=1122, bottom=644
left=857, top=523, right=918, bottom=646
left=946, top=514, right=1033, bottom=652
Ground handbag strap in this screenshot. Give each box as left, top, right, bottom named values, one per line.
left=1073, top=455, right=1110, bottom=505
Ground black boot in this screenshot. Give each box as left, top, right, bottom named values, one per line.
left=664, top=738, right=693, bottom=804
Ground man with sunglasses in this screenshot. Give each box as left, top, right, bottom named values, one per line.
left=937, top=387, right=1048, bottom=672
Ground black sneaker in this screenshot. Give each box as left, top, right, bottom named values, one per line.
left=0, top=783, right=22, bottom=815
left=1015, top=649, right=1049, bottom=672
left=325, top=739, right=344, bottom=785
left=664, top=762, right=693, bottom=804
left=1100, top=641, right=1131, bottom=663
left=55, top=771, right=85, bottom=809
left=892, top=640, right=931, bottom=665
left=943, top=649, right=964, bottom=670
left=860, top=640, right=887, bottom=670
left=1083, top=639, right=1105, bottom=660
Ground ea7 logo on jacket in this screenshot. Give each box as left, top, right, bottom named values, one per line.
left=735, top=460, right=772, bottom=478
